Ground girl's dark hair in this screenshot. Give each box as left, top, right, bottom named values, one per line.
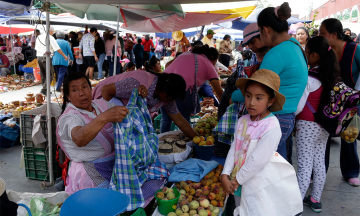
left=343, top=28, right=351, bottom=34
left=145, top=56, right=160, bottom=72
left=191, top=45, right=219, bottom=62
left=155, top=73, right=186, bottom=100
left=296, top=27, right=310, bottom=43
left=223, top=35, right=231, bottom=40
left=245, top=80, right=275, bottom=102
left=61, top=72, right=91, bottom=114
left=125, top=62, right=135, bottom=70
left=321, top=18, right=353, bottom=43
left=258, top=2, right=291, bottom=33
left=95, top=33, right=102, bottom=42
left=242, top=49, right=253, bottom=60
left=306, top=36, right=341, bottom=113
left=109, top=34, right=115, bottom=41
left=137, top=38, right=142, bottom=44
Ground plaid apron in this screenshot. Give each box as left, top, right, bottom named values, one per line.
left=109, top=88, right=169, bottom=211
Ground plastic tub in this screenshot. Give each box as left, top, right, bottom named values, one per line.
left=155, top=188, right=180, bottom=215
left=194, top=144, right=214, bottom=161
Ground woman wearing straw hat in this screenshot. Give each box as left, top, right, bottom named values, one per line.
left=172, top=31, right=190, bottom=53
left=222, top=69, right=303, bottom=216
left=257, top=3, right=308, bottom=163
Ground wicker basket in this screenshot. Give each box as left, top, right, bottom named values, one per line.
left=12, top=110, right=23, bottom=118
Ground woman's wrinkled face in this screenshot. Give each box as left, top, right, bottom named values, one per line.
left=296, top=29, right=308, bottom=45
left=66, top=78, right=93, bottom=111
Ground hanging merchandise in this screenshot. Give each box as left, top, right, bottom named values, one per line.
left=109, top=89, right=169, bottom=211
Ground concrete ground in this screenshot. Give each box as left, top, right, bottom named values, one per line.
left=1, top=82, right=359, bottom=215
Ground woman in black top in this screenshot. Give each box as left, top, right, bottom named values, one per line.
left=95, top=33, right=106, bottom=79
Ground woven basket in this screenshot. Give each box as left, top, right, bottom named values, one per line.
left=12, top=110, right=23, bottom=118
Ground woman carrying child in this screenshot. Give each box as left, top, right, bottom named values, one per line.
left=222, top=69, right=303, bottom=216
left=294, top=36, right=340, bottom=213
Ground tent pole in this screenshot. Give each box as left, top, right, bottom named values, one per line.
left=9, top=21, right=16, bottom=73
left=113, top=4, right=121, bottom=76
left=45, top=0, right=54, bottom=184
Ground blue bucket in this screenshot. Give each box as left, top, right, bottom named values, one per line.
left=194, top=144, right=214, bottom=161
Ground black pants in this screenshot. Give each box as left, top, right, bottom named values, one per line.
left=37, top=56, right=54, bottom=94
left=143, top=51, right=150, bottom=65
left=136, top=57, right=143, bottom=69
left=219, top=54, right=231, bottom=67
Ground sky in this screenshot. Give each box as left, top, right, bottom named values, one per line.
left=265, top=0, right=330, bottom=18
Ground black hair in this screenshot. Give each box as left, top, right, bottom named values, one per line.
left=145, top=56, right=160, bottom=72
left=321, top=18, right=353, bottom=43
left=137, top=38, right=142, bottom=44
left=258, top=2, right=291, bottom=34
left=311, top=29, right=319, bottom=37
left=191, top=41, right=203, bottom=47
left=351, top=36, right=356, bottom=41
left=245, top=80, right=275, bottom=110
left=90, top=27, right=97, bottom=33
left=296, top=27, right=310, bottom=43
left=154, top=73, right=186, bottom=101
left=109, top=34, right=115, bottom=41
left=151, top=47, right=155, bottom=51
left=125, top=62, right=135, bottom=71
left=343, top=28, right=351, bottom=35
left=223, top=35, right=231, bottom=40
left=191, top=45, right=219, bottom=62
left=175, top=52, right=182, bottom=58
left=95, top=33, right=103, bottom=43
left=242, top=49, right=253, bottom=61
left=306, top=36, right=341, bottom=114
left=61, top=72, right=91, bottom=114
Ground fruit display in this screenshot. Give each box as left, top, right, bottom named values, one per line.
left=159, top=133, right=191, bottom=155
left=170, top=164, right=225, bottom=216
left=156, top=187, right=177, bottom=201
left=0, top=101, right=37, bottom=115
left=0, top=75, right=40, bottom=93
left=193, top=136, right=215, bottom=146
left=198, top=98, right=218, bottom=117
left=341, top=126, right=359, bottom=142
left=23, top=58, right=38, bottom=68
left=193, top=114, right=217, bottom=138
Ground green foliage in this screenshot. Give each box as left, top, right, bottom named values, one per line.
left=255, top=0, right=273, bottom=8
left=304, top=11, right=319, bottom=36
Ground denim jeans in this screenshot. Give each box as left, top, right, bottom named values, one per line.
left=325, top=136, right=359, bottom=179
left=275, top=113, right=296, bottom=162
left=160, top=90, right=193, bottom=133
left=97, top=53, right=106, bottom=79
left=198, top=83, right=219, bottom=107
left=53, top=65, right=67, bottom=91
left=107, top=56, right=121, bottom=76
left=126, top=49, right=134, bottom=63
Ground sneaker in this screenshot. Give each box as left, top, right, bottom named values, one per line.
left=303, top=196, right=322, bottom=213
left=348, top=178, right=360, bottom=187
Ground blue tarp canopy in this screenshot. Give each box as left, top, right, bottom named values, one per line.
left=0, top=0, right=33, bottom=15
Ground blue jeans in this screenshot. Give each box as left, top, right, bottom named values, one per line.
left=325, top=136, right=359, bottom=179
left=198, top=83, right=219, bottom=107
left=97, top=53, right=106, bottom=79
left=160, top=90, right=193, bottom=133
left=53, top=65, right=67, bottom=91
left=275, top=113, right=295, bottom=162
left=107, top=56, right=121, bottom=76
left=126, top=49, right=134, bottom=63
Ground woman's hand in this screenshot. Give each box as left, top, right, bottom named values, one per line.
left=230, top=179, right=240, bottom=191
left=101, top=106, right=129, bottom=123
left=221, top=175, right=235, bottom=196
left=138, top=85, right=148, bottom=98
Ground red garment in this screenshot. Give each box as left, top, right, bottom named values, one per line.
left=142, top=39, right=154, bottom=52
left=0, top=53, right=10, bottom=68
left=296, top=86, right=323, bottom=122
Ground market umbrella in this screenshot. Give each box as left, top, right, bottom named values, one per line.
left=0, top=25, right=34, bottom=34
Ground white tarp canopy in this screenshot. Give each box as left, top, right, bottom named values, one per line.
left=47, top=0, right=250, bottom=4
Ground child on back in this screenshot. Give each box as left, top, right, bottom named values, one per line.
left=294, top=36, right=340, bottom=213
left=222, top=69, right=303, bottom=216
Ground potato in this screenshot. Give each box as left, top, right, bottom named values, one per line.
left=343, top=131, right=349, bottom=136
left=350, top=138, right=356, bottom=142
left=345, top=136, right=350, bottom=141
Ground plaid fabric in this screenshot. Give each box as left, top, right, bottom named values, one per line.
left=109, top=88, right=169, bottom=211
left=213, top=102, right=246, bottom=144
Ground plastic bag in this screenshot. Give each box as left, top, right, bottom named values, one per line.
left=341, top=114, right=360, bottom=143
left=28, top=197, right=61, bottom=216
left=3, top=118, right=16, bottom=127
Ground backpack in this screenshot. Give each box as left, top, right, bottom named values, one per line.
left=306, top=70, right=360, bottom=135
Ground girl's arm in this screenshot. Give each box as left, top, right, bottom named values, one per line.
left=294, top=76, right=321, bottom=116
left=101, top=78, right=141, bottom=101
left=235, top=126, right=281, bottom=185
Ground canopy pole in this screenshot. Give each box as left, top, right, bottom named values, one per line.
left=113, top=4, right=121, bottom=76
left=45, top=0, right=54, bottom=184
left=9, top=22, right=16, bottom=73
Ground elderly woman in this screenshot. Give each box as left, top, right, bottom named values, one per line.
left=219, top=34, right=232, bottom=67
left=57, top=72, right=129, bottom=194
left=53, top=31, right=74, bottom=91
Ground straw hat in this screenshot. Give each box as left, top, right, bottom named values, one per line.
left=0, top=177, right=5, bottom=196
left=235, top=69, right=286, bottom=112
left=242, top=23, right=260, bottom=47
left=172, top=31, right=184, bottom=41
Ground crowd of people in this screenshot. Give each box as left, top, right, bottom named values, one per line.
left=2, top=1, right=360, bottom=215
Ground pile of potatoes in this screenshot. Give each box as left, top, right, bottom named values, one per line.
left=340, top=126, right=359, bottom=142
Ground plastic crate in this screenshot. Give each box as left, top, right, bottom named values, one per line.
left=19, top=65, right=34, bottom=73
left=153, top=115, right=201, bottom=134
left=20, top=113, right=57, bottom=149
left=23, top=147, right=61, bottom=182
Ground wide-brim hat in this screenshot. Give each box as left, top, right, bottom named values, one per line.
left=242, top=23, right=260, bottom=47
left=172, top=31, right=184, bottom=41
left=235, top=69, right=286, bottom=112
left=0, top=177, right=5, bottom=196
